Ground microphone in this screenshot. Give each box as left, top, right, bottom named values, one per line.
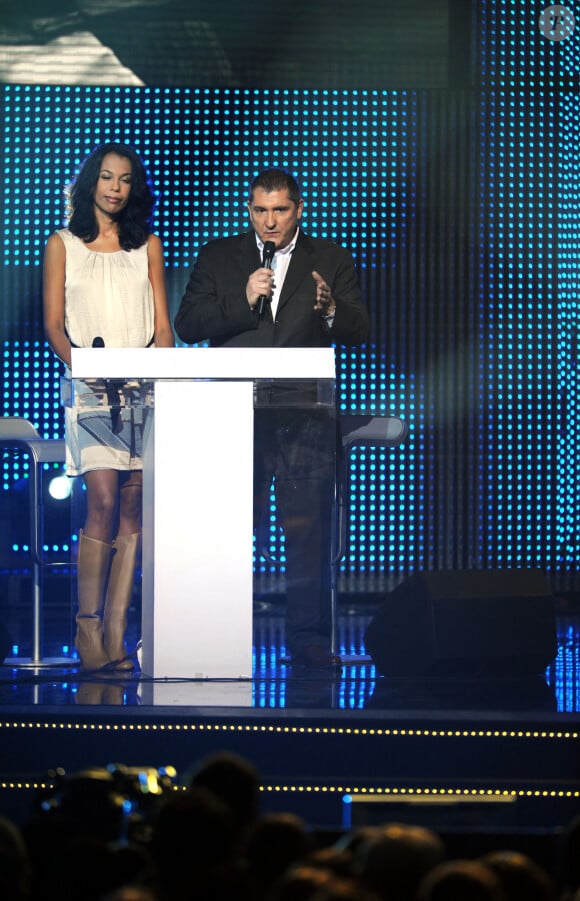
left=257, top=241, right=276, bottom=318
left=91, top=337, right=121, bottom=432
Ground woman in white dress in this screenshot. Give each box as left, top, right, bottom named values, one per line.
left=43, top=142, right=174, bottom=673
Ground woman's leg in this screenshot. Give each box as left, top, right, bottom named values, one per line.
left=117, top=471, right=143, bottom=536
left=75, top=469, right=120, bottom=670
left=83, top=469, right=121, bottom=542
left=104, top=472, right=143, bottom=669
left=75, top=469, right=119, bottom=670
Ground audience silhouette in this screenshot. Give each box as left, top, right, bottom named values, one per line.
left=480, top=850, right=557, bottom=901
left=0, top=750, right=576, bottom=901
left=351, top=821, right=446, bottom=900
left=415, top=859, right=507, bottom=901
left=186, top=750, right=261, bottom=851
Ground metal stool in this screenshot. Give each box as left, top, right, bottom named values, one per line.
left=0, top=417, right=72, bottom=667
left=331, top=414, right=409, bottom=660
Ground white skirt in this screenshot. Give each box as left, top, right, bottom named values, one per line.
left=63, top=375, right=153, bottom=476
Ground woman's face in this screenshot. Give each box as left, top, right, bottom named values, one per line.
left=93, top=152, right=132, bottom=217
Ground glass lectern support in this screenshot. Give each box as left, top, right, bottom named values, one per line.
left=70, top=347, right=336, bottom=681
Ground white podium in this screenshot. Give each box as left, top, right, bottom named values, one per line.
left=71, top=347, right=335, bottom=684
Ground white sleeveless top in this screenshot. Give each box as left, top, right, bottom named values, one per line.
left=59, top=228, right=155, bottom=348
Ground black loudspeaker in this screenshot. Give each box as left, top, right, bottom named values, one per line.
left=364, top=569, right=557, bottom=676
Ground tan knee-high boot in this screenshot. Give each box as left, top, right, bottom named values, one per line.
left=103, top=532, right=141, bottom=671
left=76, top=530, right=112, bottom=671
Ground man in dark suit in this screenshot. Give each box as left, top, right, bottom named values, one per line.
left=175, top=168, right=369, bottom=668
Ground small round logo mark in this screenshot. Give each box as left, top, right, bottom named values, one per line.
left=539, top=5, right=575, bottom=41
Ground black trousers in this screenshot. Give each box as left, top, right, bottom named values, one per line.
left=253, top=406, right=337, bottom=656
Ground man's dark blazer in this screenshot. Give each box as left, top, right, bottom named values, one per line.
left=174, top=229, right=370, bottom=348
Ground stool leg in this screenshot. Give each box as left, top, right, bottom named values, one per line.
left=30, top=462, right=43, bottom=665
left=76, top=531, right=112, bottom=671
left=103, top=532, right=140, bottom=671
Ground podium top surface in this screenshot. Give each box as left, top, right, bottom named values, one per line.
left=71, top=347, right=336, bottom=380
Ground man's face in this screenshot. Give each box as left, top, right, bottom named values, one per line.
left=247, top=187, right=304, bottom=250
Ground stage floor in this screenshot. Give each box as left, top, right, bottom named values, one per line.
left=1, top=578, right=579, bottom=837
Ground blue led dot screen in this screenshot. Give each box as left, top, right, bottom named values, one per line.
left=2, top=0, right=580, bottom=589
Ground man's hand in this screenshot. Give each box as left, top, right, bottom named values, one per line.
left=246, top=265, right=275, bottom=309
left=312, top=270, right=336, bottom=316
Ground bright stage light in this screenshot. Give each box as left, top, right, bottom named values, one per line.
left=48, top=474, right=72, bottom=501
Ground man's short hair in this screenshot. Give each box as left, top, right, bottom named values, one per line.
left=249, top=169, right=302, bottom=204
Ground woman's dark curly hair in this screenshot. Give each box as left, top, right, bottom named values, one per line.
left=66, top=142, right=155, bottom=250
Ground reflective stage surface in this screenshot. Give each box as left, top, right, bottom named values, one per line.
left=1, top=588, right=579, bottom=707
left=1, top=575, right=579, bottom=833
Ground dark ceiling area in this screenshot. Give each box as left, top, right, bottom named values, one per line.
left=0, top=0, right=463, bottom=88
